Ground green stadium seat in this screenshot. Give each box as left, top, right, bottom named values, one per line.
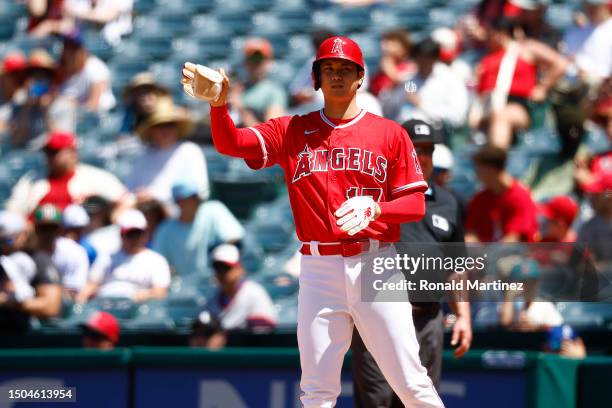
left=215, top=9, right=253, bottom=35
left=166, top=293, right=207, bottom=327
left=557, top=302, right=612, bottom=328
left=272, top=7, right=313, bottom=35
left=211, top=174, right=279, bottom=220
left=275, top=296, right=298, bottom=328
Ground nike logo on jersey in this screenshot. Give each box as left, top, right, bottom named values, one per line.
left=292, top=144, right=388, bottom=184
left=304, top=129, right=319, bottom=135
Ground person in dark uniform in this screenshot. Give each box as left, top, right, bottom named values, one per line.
left=351, top=119, right=473, bottom=407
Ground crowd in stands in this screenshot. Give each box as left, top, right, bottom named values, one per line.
left=0, top=0, right=611, bottom=351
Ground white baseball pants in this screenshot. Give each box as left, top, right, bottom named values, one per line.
left=297, top=244, right=445, bottom=408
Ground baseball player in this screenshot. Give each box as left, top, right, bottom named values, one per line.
left=182, top=36, right=444, bottom=408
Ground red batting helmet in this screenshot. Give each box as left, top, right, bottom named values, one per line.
left=312, top=36, right=364, bottom=90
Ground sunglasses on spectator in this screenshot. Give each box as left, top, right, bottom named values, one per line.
left=212, top=261, right=233, bottom=274
left=121, top=229, right=145, bottom=239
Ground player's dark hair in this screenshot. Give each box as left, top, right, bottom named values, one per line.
left=489, top=16, right=519, bottom=37
left=312, top=61, right=364, bottom=91
left=382, top=29, right=412, bottom=55
left=472, top=145, right=508, bottom=170
left=412, top=39, right=440, bottom=60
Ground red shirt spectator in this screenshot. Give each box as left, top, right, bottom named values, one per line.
left=466, top=180, right=539, bottom=242
left=466, top=145, right=539, bottom=242
left=370, top=30, right=416, bottom=96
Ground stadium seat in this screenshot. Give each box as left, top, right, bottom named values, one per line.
left=211, top=174, right=280, bottom=220
left=134, top=0, right=158, bottom=15
left=215, top=9, right=253, bottom=35
left=556, top=302, right=612, bottom=328
left=125, top=300, right=175, bottom=331
left=166, top=293, right=207, bottom=327
left=83, top=30, right=114, bottom=61
left=472, top=302, right=501, bottom=328
left=275, top=296, right=298, bottom=329
left=0, top=16, right=17, bottom=41
left=257, top=273, right=299, bottom=301
left=272, top=7, right=313, bottom=35
left=91, top=297, right=138, bottom=320
left=335, top=7, right=374, bottom=33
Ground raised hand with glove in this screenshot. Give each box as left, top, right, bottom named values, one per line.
left=335, top=196, right=381, bottom=236
left=181, top=62, right=229, bottom=107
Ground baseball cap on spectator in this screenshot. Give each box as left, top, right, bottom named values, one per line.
left=1, top=51, right=27, bottom=75
left=539, top=196, right=579, bottom=226
left=547, top=324, right=577, bottom=352
left=244, top=38, right=273, bottom=60
left=63, top=204, right=90, bottom=229
left=117, top=209, right=147, bottom=232
left=401, top=119, right=443, bottom=145
left=510, top=259, right=541, bottom=281
left=28, top=49, right=55, bottom=72
left=34, top=204, right=63, bottom=225
left=172, top=180, right=201, bottom=202
left=581, top=172, right=612, bottom=194
left=433, top=144, right=454, bottom=171
left=431, top=28, right=460, bottom=64
left=212, top=244, right=241, bottom=267
left=44, top=130, right=77, bottom=151
left=80, top=311, right=120, bottom=343
left=0, top=211, right=26, bottom=238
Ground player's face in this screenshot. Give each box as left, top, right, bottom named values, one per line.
left=319, top=59, right=363, bottom=100
left=414, top=143, right=434, bottom=179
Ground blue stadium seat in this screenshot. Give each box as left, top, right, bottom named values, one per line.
left=151, top=7, right=195, bottom=38
left=182, top=0, right=216, bottom=13
left=257, top=273, right=299, bottom=301
left=275, top=296, right=298, bottom=329
left=272, top=7, right=313, bottom=35
left=83, top=30, right=114, bottom=61
left=215, top=9, right=253, bottom=35
left=335, top=7, right=374, bottom=33
left=91, top=297, right=138, bottom=320
left=0, top=16, right=17, bottom=41
left=125, top=300, right=175, bottom=331
left=556, top=302, right=611, bottom=328
left=134, top=0, right=157, bottom=15
left=166, top=292, right=207, bottom=327
left=109, top=56, right=151, bottom=95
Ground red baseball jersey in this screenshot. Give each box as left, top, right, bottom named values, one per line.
left=244, top=109, right=427, bottom=242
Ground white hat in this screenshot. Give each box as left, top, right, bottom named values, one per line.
left=62, top=204, right=90, bottom=228
left=211, top=244, right=240, bottom=266
left=0, top=211, right=26, bottom=238
left=433, top=144, right=454, bottom=170
left=116, top=209, right=147, bottom=231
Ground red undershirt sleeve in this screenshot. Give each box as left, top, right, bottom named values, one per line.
left=377, top=192, right=426, bottom=224
left=209, top=105, right=263, bottom=159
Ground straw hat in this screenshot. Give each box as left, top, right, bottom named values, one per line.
left=123, top=71, right=169, bottom=99
left=136, top=100, right=194, bottom=140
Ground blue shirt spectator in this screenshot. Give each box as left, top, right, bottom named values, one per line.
left=152, top=181, right=244, bottom=277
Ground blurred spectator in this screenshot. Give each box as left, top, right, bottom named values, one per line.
left=399, top=38, right=469, bottom=127
left=500, top=259, right=563, bottom=330
left=56, top=29, right=116, bottom=112
left=136, top=197, right=168, bottom=245
left=431, top=27, right=473, bottom=86
left=152, top=180, right=244, bottom=277
left=561, top=0, right=612, bottom=84
left=82, top=195, right=120, bottom=256
left=76, top=209, right=170, bottom=304
left=26, top=0, right=67, bottom=37
left=544, top=324, right=587, bottom=359
left=505, top=0, right=560, bottom=48
left=189, top=310, right=227, bottom=350
left=80, top=311, right=120, bottom=349
left=33, top=204, right=89, bottom=297
left=6, top=130, right=129, bottom=216
left=370, top=30, right=415, bottom=97
left=575, top=80, right=612, bottom=191
left=10, top=49, right=57, bottom=148
left=204, top=244, right=277, bottom=330
left=466, top=145, right=539, bottom=242
left=1, top=210, right=62, bottom=334
left=62, top=204, right=97, bottom=265
left=125, top=102, right=209, bottom=206
left=538, top=196, right=579, bottom=243
left=432, top=143, right=468, bottom=219
left=432, top=143, right=454, bottom=189
left=576, top=173, right=612, bottom=263
left=63, top=0, right=134, bottom=46
left=470, top=18, right=568, bottom=149
left=120, top=72, right=172, bottom=134
left=0, top=52, right=28, bottom=134
left=229, top=38, right=287, bottom=126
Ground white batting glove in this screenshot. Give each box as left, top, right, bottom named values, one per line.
left=180, top=62, right=223, bottom=102
left=335, top=196, right=378, bottom=236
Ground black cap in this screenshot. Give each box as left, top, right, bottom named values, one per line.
left=401, top=119, right=443, bottom=144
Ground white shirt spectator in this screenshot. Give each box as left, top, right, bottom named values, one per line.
left=206, top=280, right=277, bottom=330
left=399, top=62, right=469, bottom=127
left=0, top=253, right=36, bottom=302
left=515, top=300, right=564, bottom=328
left=124, top=141, right=209, bottom=205
left=6, top=163, right=128, bottom=217
left=66, top=0, right=134, bottom=46
left=90, top=249, right=170, bottom=299
left=562, top=17, right=612, bottom=81
left=50, top=237, right=90, bottom=292
left=58, top=55, right=116, bottom=112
